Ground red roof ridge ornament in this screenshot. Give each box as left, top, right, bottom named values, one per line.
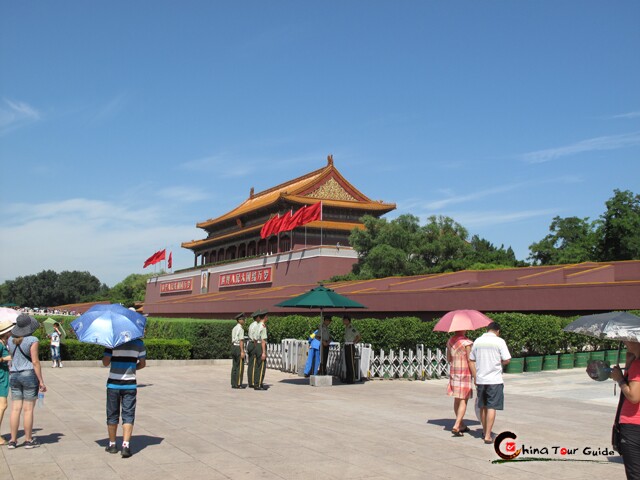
left=327, top=154, right=333, bottom=166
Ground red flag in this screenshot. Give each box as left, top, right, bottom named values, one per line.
left=301, top=202, right=322, bottom=225
left=273, top=211, right=292, bottom=235
left=260, top=214, right=280, bottom=239
left=155, top=249, right=166, bottom=264
left=143, top=251, right=159, bottom=268
left=280, top=206, right=306, bottom=232
left=167, top=252, right=172, bottom=269
left=143, top=249, right=166, bottom=268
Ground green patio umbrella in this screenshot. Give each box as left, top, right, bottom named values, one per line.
left=44, top=318, right=67, bottom=340
left=275, top=285, right=366, bottom=377
left=275, top=285, right=366, bottom=310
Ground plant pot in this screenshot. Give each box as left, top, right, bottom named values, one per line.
left=542, top=354, right=558, bottom=370
left=505, top=357, right=524, bottom=374
left=525, top=356, right=543, bottom=372
left=558, top=353, right=575, bottom=369
left=575, top=352, right=591, bottom=367
left=591, top=351, right=606, bottom=361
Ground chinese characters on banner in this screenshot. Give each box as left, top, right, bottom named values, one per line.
left=160, top=278, right=193, bottom=294
left=218, top=267, right=273, bottom=288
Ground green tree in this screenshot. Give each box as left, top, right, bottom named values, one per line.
left=528, top=216, right=597, bottom=265
left=467, top=235, right=522, bottom=269
left=596, top=189, right=640, bottom=261
left=417, top=215, right=470, bottom=272
left=2, top=270, right=105, bottom=307
left=108, top=273, right=155, bottom=307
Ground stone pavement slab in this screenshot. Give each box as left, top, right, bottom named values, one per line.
left=0, top=363, right=627, bottom=479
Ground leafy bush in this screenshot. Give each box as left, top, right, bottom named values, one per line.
left=38, top=338, right=191, bottom=360
left=145, top=318, right=234, bottom=359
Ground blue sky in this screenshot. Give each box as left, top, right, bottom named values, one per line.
left=1, top=1, right=639, bottom=287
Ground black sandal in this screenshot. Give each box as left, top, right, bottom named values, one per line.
left=451, top=428, right=464, bottom=437
left=460, top=426, right=470, bottom=433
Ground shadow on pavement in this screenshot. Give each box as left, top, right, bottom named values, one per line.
left=36, top=432, right=65, bottom=444
left=95, top=435, right=164, bottom=452
left=427, top=418, right=483, bottom=437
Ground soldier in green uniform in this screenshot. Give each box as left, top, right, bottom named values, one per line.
left=247, top=311, right=260, bottom=388
left=231, top=313, right=246, bottom=389
left=342, top=315, right=361, bottom=384
left=252, top=309, right=269, bottom=390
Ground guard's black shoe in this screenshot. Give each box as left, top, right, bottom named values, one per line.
left=121, top=446, right=132, bottom=458
left=105, top=444, right=118, bottom=454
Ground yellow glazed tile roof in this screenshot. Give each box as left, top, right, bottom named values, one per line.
left=196, top=157, right=395, bottom=229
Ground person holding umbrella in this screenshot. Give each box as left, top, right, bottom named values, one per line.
left=102, top=337, right=146, bottom=458
left=433, top=310, right=492, bottom=437
left=71, top=304, right=148, bottom=458
left=446, top=330, right=474, bottom=436
left=610, top=341, right=640, bottom=479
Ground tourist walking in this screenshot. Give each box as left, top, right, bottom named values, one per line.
left=231, top=313, right=246, bottom=389
left=342, top=315, right=361, bottom=383
left=611, top=340, right=640, bottom=479
left=0, top=320, right=13, bottom=444
left=468, top=322, right=511, bottom=444
left=6, top=314, right=46, bottom=449
left=446, top=330, right=473, bottom=436
left=102, top=338, right=146, bottom=458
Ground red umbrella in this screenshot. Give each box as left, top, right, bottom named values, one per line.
left=433, top=309, right=493, bottom=332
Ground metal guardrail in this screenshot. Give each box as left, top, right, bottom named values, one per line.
left=268, top=340, right=447, bottom=380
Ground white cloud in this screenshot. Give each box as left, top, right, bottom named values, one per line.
left=519, top=131, right=640, bottom=164
left=90, top=93, right=128, bottom=124
left=158, top=186, right=210, bottom=203
left=0, top=99, right=42, bottom=134
left=0, top=198, right=200, bottom=287
left=181, top=154, right=255, bottom=177
left=438, top=209, right=558, bottom=228
left=608, top=111, right=640, bottom=120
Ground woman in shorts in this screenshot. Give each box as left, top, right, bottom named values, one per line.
left=0, top=319, right=13, bottom=443
left=7, top=314, right=46, bottom=449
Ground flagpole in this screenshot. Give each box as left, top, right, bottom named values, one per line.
left=320, top=202, right=323, bottom=248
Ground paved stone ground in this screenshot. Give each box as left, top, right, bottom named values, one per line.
left=0, top=363, right=627, bottom=479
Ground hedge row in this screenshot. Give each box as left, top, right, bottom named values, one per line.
left=34, top=311, right=640, bottom=359
left=37, top=339, right=191, bottom=361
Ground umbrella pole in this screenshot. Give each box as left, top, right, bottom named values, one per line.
left=616, top=341, right=622, bottom=367
left=319, top=307, right=324, bottom=376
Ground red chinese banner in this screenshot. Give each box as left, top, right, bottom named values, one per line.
left=160, top=278, right=193, bottom=294
left=218, top=267, right=273, bottom=288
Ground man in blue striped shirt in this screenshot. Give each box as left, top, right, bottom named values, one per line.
left=102, top=338, right=146, bottom=458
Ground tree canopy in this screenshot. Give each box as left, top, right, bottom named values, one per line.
left=344, top=214, right=522, bottom=280
left=528, top=189, right=640, bottom=265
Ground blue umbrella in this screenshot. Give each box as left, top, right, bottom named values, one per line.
left=71, top=304, right=146, bottom=348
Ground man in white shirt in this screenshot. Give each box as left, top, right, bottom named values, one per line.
left=468, top=322, right=511, bottom=445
